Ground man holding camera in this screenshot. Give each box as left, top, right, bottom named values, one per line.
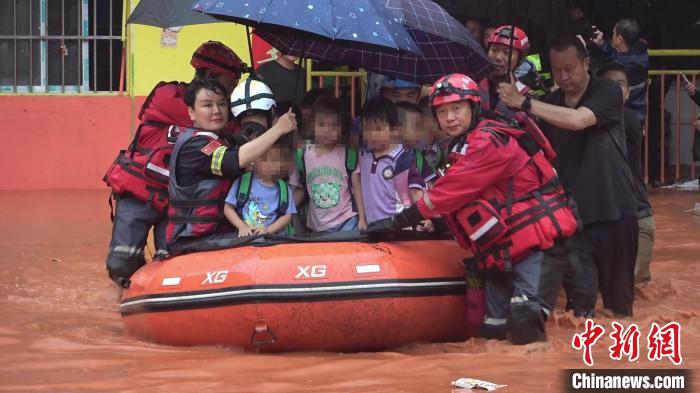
left=591, top=18, right=649, bottom=125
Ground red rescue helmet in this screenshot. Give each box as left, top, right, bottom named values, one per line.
left=430, top=73, right=481, bottom=108
left=487, top=25, right=530, bottom=54
left=430, top=74, right=481, bottom=130
left=190, top=41, right=246, bottom=80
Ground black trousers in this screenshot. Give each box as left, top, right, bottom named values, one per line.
left=106, top=194, right=167, bottom=286
left=564, top=218, right=639, bottom=316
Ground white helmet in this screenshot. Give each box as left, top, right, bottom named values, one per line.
left=230, top=78, right=276, bottom=119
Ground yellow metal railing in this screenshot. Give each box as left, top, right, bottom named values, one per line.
left=648, top=49, right=699, bottom=75
left=648, top=49, right=700, bottom=57
left=305, top=59, right=367, bottom=118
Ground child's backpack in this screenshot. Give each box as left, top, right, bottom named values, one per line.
left=414, top=144, right=446, bottom=177
left=294, top=146, right=358, bottom=189
left=234, top=172, right=293, bottom=234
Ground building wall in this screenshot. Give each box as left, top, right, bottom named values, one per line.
left=0, top=96, right=139, bottom=189
left=129, top=22, right=253, bottom=96
left=0, top=2, right=253, bottom=190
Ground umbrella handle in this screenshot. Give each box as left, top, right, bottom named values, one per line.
left=506, top=25, right=516, bottom=81
left=506, top=0, right=518, bottom=82
left=246, top=26, right=257, bottom=78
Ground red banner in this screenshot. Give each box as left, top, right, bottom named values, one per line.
left=251, top=33, right=279, bottom=70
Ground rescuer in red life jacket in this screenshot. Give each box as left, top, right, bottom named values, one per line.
left=480, top=25, right=535, bottom=115
left=104, top=41, right=245, bottom=288
left=166, top=78, right=296, bottom=253
left=364, top=74, right=579, bottom=345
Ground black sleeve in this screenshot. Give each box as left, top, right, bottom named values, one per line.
left=176, top=137, right=242, bottom=187
left=219, top=147, right=242, bottom=178
left=539, top=91, right=562, bottom=142
left=623, top=109, right=643, bottom=179
left=580, top=78, right=624, bottom=129
left=256, top=63, right=271, bottom=82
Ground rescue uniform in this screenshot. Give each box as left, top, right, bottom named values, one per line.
left=103, top=40, right=245, bottom=287
left=365, top=73, right=578, bottom=344
left=167, top=129, right=243, bottom=250
left=416, top=116, right=577, bottom=343
left=480, top=25, right=538, bottom=117
left=104, top=82, right=192, bottom=287
left=479, top=78, right=531, bottom=116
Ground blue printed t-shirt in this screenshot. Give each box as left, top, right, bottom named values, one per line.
left=225, top=176, right=297, bottom=230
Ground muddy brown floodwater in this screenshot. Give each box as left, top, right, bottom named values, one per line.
left=0, top=189, right=697, bottom=392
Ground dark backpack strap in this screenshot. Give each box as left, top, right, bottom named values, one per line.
left=276, top=178, right=289, bottom=216
left=506, top=177, right=514, bottom=216
left=108, top=192, right=115, bottom=223
left=514, top=131, right=540, bottom=157
left=236, top=172, right=253, bottom=211
left=433, top=144, right=444, bottom=172
left=414, top=149, right=425, bottom=173
left=294, top=147, right=306, bottom=188
left=275, top=178, right=294, bottom=235
left=127, top=123, right=146, bottom=158
left=170, top=198, right=221, bottom=208
left=345, top=146, right=359, bottom=212
left=345, top=146, right=358, bottom=173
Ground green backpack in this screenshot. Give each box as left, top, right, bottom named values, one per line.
left=294, top=146, right=358, bottom=190
left=235, top=172, right=293, bottom=235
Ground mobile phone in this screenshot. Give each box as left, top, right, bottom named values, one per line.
left=681, top=73, right=691, bottom=85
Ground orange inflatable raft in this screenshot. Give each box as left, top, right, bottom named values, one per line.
left=120, top=233, right=472, bottom=351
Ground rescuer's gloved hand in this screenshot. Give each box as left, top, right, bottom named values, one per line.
left=363, top=204, right=425, bottom=240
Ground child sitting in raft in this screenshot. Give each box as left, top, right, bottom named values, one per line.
left=358, top=96, right=432, bottom=231
left=290, top=96, right=367, bottom=232
left=223, top=134, right=297, bottom=236
left=395, top=101, right=437, bottom=188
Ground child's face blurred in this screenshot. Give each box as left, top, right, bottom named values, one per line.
left=187, top=88, right=229, bottom=131
left=398, top=111, right=430, bottom=148
left=362, top=119, right=393, bottom=150
left=313, top=113, right=341, bottom=146
left=254, top=146, right=292, bottom=178
left=422, top=113, right=446, bottom=143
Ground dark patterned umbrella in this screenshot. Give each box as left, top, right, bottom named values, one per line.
left=385, top=0, right=482, bottom=48
left=252, top=0, right=493, bottom=84
left=127, top=0, right=224, bottom=28
left=191, top=0, right=421, bottom=54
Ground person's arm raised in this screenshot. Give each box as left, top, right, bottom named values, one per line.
left=238, top=108, right=297, bottom=167
left=528, top=99, right=597, bottom=130
left=497, top=81, right=597, bottom=131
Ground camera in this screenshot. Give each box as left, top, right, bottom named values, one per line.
left=580, top=25, right=598, bottom=41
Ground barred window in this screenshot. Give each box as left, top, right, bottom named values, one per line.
left=0, top=0, right=123, bottom=93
